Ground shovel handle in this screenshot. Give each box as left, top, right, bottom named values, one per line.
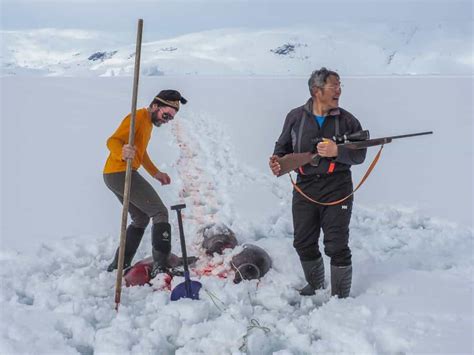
left=171, top=204, right=186, bottom=211
left=171, top=205, right=189, bottom=272
left=172, top=204, right=194, bottom=296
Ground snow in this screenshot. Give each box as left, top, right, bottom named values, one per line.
left=0, top=74, right=473, bottom=354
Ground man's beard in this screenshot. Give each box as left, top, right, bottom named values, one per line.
left=151, top=111, right=162, bottom=127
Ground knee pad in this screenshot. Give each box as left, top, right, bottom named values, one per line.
left=152, top=222, right=171, bottom=254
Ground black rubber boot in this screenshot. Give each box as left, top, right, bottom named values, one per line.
left=331, top=264, right=352, bottom=298
left=107, top=225, right=145, bottom=272
left=299, top=257, right=325, bottom=296
left=150, top=222, right=172, bottom=278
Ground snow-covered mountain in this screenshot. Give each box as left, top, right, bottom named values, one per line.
left=1, top=23, right=472, bottom=76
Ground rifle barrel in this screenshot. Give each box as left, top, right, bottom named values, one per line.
left=337, top=131, right=433, bottom=150
left=386, top=131, right=433, bottom=140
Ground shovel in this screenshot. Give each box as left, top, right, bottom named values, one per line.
left=170, top=204, right=202, bottom=301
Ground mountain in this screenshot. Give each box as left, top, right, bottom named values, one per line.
left=1, top=23, right=472, bottom=77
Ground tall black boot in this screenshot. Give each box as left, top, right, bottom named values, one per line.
left=299, top=257, right=325, bottom=296
left=150, top=222, right=172, bottom=278
left=107, top=225, right=145, bottom=272
left=331, top=264, right=352, bottom=298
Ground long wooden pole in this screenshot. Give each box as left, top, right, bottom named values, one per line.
left=114, top=19, right=144, bottom=311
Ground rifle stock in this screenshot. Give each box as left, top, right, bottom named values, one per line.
left=276, top=152, right=316, bottom=177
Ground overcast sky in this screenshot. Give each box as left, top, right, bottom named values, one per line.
left=1, top=0, right=472, bottom=39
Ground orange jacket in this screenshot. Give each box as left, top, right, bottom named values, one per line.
left=103, top=108, right=159, bottom=176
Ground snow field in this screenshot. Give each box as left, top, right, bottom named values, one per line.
left=1, top=76, right=472, bottom=353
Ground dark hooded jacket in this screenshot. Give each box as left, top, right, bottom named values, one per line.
left=273, top=98, right=367, bottom=177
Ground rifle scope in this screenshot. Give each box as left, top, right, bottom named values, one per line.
left=333, top=130, right=370, bottom=144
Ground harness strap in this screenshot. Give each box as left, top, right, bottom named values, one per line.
left=327, top=162, right=336, bottom=173
left=290, top=145, right=384, bottom=206
left=327, top=115, right=340, bottom=174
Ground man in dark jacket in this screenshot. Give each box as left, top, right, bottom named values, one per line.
left=269, top=68, right=366, bottom=298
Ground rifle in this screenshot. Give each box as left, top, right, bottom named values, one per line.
left=276, top=130, right=433, bottom=177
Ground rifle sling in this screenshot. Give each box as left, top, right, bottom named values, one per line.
left=290, top=145, right=384, bottom=206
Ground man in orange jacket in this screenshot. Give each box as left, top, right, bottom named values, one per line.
left=104, top=90, right=187, bottom=277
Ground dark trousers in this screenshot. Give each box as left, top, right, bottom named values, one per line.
left=292, top=171, right=353, bottom=267
left=103, top=171, right=168, bottom=228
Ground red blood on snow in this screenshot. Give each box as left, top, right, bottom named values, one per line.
left=124, top=258, right=153, bottom=287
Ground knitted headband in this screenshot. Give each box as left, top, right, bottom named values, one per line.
left=154, top=96, right=180, bottom=111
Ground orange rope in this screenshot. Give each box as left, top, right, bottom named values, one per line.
left=290, top=145, right=384, bottom=206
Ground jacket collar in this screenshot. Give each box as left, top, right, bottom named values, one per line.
left=303, top=98, right=341, bottom=116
